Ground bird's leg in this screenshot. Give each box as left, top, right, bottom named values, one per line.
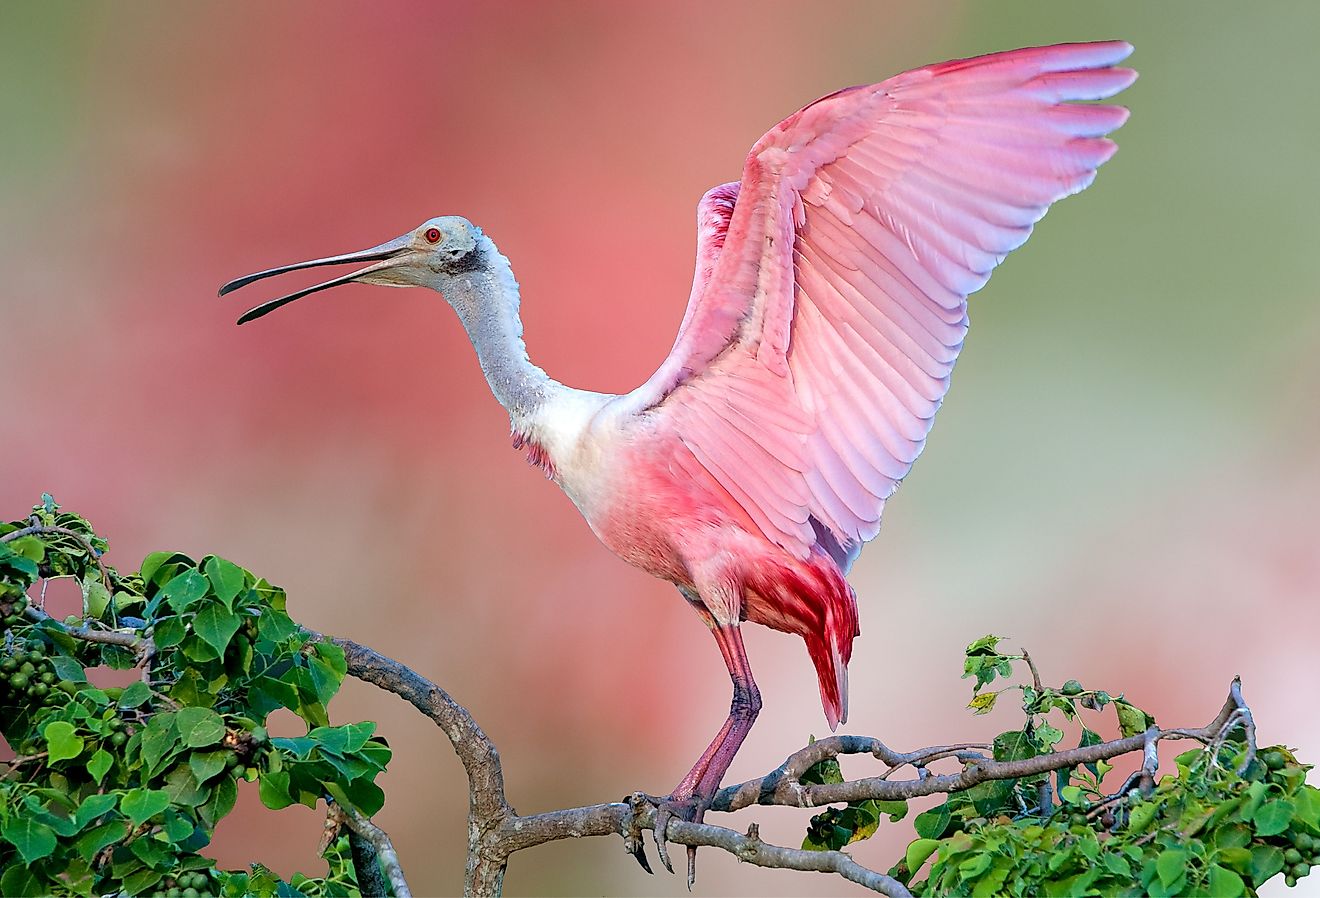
left=652, top=621, right=761, bottom=887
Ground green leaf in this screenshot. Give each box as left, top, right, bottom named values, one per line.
left=199, top=777, right=238, bottom=829
left=1252, top=798, right=1294, bottom=836
left=141, top=712, right=180, bottom=775
left=8, top=535, right=45, bottom=562
left=1155, top=849, right=1188, bottom=887
left=1207, top=864, right=1245, bottom=897
left=140, top=550, right=194, bottom=586
left=966, top=634, right=1006, bottom=656
left=1249, top=844, right=1285, bottom=885
left=88, top=747, right=114, bottom=785
left=153, top=615, right=187, bottom=648
left=800, top=755, right=844, bottom=786
left=190, top=749, right=230, bottom=783
left=1129, top=800, right=1157, bottom=834
left=175, top=706, right=226, bottom=748
left=258, top=607, right=298, bottom=643
left=1294, top=784, right=1320, bottom=828
left=163, top=809, right=193, bottom=842
left=118, top=679, right=152, bottom=709
left=1059, top=785, right=1084, bottom=805
left=82, top=576, right=112, bottom=619
left=163, top=763, right=207, bottom=806
left=1115, top=700, right=1154, bottom=737
left=120, top=788, right=171, bottom=826
left=959, top=852, right=993, bottom=880
left=872, top=799, right=908, bottom=822
left=906, top=838, right=941, bottom=876
left=43, top=720, right=85, bottom=762
left=74, top=820, right=128, bottom=863
left=160, top=568, right=209, bottom=612
left=993, top=729, right=1040, bottom=763
left=122, top=868, right=165, bottom=895
left=130, top=833, right=172, bottom=868
left=0, top=865, right=42, bottom=898
left=75, top=792, right=119, bottom=829
left=194, top=601, right=242, bottom=656
left=1, top=816, right=57, bottom=863
left=914, top=802, right=953, bottom=840
left=327, top=778, right=386, bottom=817
left=1215, top=823, right=1252, bottom=850
left=51, top=653, right=88, bottom=682
left=1102, top=852, right=1131, bottom=877
left=1033, top=724, right=1064, bottom=749
left=259, top=769, right=294, bottom=810
left=204, top=555, right=247, bottom=608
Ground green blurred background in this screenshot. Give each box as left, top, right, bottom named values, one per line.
left=2, top=2, right=1316, bottom=895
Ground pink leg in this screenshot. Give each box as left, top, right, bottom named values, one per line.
left=653, top=621, right=762, bottom=885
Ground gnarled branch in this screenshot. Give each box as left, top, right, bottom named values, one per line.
left=43, top=610, right=1254, bottom=897
left=327, top=633, right=1254, bottom=897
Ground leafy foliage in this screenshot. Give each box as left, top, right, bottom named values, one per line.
left=0, top=498, right=391, bottom=897
left=802, top=635, right=1320, bottom=896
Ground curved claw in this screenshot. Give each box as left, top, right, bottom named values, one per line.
left=652, top=800, right=677, bottom=874
left=645, top=794, right=707, bottom=880
left=623, top=793, right=654, bottom=875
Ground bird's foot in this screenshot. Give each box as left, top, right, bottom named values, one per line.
left=627, top=790, right=708, bottom=888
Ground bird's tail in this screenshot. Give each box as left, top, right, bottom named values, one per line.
left=745, top=547, right=858, bottom=729
left=803, top=567, right=857, bottom=730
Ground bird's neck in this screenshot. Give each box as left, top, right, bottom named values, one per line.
left=439, top=234, right=559, bottom=433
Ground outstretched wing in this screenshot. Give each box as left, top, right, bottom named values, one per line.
left=623, top=41, right=1137, bottom=568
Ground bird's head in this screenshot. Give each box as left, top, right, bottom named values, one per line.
left=220, top=216, right=484, bottom=324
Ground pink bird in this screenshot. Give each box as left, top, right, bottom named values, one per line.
left=221, top=41, right=1136, bottom=882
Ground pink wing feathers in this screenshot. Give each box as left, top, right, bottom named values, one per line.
left=626, top=41, right=1137, bottom=569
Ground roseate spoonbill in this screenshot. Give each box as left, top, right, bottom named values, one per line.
left=222, top=41, right=1136, bottom=883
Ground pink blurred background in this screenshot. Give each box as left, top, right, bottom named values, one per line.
left=3, top=3, right=1318, bottom=895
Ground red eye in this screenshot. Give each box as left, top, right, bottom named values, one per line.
left=424, top=227, right=442, bottom=244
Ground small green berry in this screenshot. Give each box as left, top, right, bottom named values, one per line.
left=1061, top=679, right=1084, bottom=696
left=39, top=671, right=54, bottom=685
left=109, top=731, right=128, bottom=748
left=1286, top=849, right=1304, bottom=865
left=10, top=673, right=29, bottom=690
left=1287, top=874, right=1298, bottom=887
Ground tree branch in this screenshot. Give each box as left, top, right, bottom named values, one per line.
left=34, top=607, right=1257, bottom=897
left=335, top=800, right=411, bottom=897
left=327, top=631, right=1255, bottom=897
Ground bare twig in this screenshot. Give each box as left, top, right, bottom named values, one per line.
left=2, top=520, right=114, bottom=596
left=1021, top=647, right=1044, bottom=693
left=22, top=606, right=146, bottom=651
left=327, top=637, right=509, bottom=896
left=336, top=801, right=410, bottom=898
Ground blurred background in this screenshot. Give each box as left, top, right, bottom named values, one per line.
left=2, top=2, right=1317, bottom=895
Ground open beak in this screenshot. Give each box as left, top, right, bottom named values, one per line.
left=219, top=234, right=413, bottom=324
